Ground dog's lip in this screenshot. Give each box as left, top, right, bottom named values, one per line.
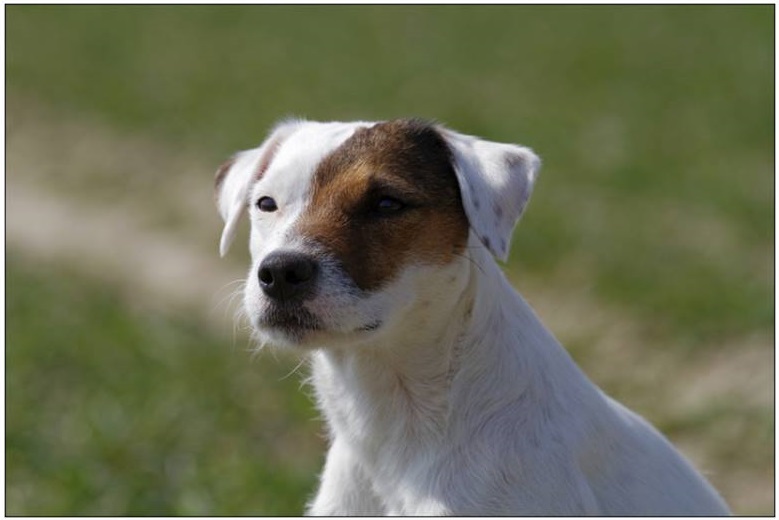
left=259, top=315, right=382, bottom=339
left=257, top=304, right=383, bottom=338
left=258, top=306, right=322, bottom=332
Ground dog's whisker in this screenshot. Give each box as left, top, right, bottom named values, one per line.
left=231, top=305, right=251, bottom=349
left=212, top=278, right=247, bottom=301
left=210, top=278, right=247, bottom=316
left=279, top=355, right=308, bottom=382
left=221, top=278, right=249, bottom=289
left=247, top=330, right=269, bottom=360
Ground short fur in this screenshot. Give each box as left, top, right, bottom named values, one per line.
left=215, top=118, right=730, bottom=515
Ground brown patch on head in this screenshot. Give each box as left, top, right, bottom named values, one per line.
left=296, top=119, right=469, bottom=291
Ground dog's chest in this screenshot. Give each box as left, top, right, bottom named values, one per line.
left=312, top=351, right=457, bottom=508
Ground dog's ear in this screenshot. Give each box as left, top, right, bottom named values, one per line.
left=214, top=122, right=297, bottom=257
left=440, top=128, right=541, bottom=262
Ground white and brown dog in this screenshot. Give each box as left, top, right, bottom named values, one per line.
left=214, top=118, right=729, bottom=515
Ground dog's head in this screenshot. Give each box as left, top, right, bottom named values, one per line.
left=215, top=118, right=540, bottom=349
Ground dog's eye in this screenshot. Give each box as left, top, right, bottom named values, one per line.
left=257, top=196, right=278, bottom=212
left=374, top=196, right=405, bottom=215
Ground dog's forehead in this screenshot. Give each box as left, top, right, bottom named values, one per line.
left=255, top=121, right=375, bottom=200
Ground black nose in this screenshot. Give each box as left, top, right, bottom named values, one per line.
left=258, top=251, right=318, bottom=302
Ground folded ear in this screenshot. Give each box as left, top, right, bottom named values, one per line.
left=214, top=121, right=297, bottom=257
left=440, top=128, right=541, bottom=261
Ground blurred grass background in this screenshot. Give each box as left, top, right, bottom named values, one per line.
left=6, top=5, right=774, bottom=515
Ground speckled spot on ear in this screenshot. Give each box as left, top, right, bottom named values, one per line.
left=493, top=202, right=504, bottom=219
left=463, top=300, right=474, bottom=321
left=473, top=197, right=481, bottom=210
left=505, top=151, right=526, bottom=170
left=482, top=236, right=491, bottom=251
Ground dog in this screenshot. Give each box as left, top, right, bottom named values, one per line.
left=214, top=118, right=730, bottom=515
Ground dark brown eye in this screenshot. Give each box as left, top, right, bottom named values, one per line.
left=257, top=196, right=278, bottom=212
left=375, top=196, right=405, bottom=214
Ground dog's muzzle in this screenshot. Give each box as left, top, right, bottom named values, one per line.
left=254, top=250, right=324, bottom=339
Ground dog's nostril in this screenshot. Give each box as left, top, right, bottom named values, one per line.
left=286, top=262, right=314, bottom=285
left=259, top=267, right=274, bottom=285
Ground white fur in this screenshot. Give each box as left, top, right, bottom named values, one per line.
left=443, top=128, right=540, bottom=260
left=216, top=120, right=730, bottom=515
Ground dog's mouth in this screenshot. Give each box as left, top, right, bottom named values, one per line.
left=258, top=306, right=323, bottom=334
left=256, top=305, right=383, bottom=344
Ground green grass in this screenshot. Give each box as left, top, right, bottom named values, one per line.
left=6, top=257, right=321, bottom=515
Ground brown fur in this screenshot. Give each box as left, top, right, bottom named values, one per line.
left=296, top=119, right=469, bottom=292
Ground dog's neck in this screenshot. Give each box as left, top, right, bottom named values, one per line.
left=310, top=241, right=511, bottom=453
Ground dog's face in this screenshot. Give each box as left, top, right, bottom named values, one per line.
left=215, top=118, right=540, bottom=349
